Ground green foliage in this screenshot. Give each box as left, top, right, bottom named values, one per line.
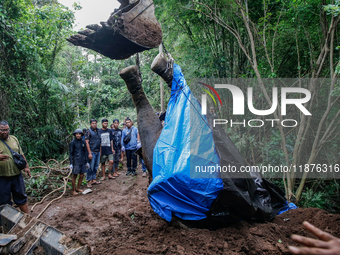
left=300, top=180, right=340, bottom=211
left=324, top=0, right=340, bottom=16
left=26, top=175, right=49, bottom=197
left=1, top=0, right=76, bottom=160
left=301, top=188, right=326, bottom=209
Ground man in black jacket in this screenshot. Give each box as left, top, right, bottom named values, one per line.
left=85, top=119, right=102, bottom=187
left=111, top=119, right=123, bottom=176
left=70, top=129, right=89, bottom=195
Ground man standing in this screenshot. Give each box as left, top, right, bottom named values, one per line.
left=121, top=122, right=126, bottom=169
left=70, top=129, right=89, bottom=195
left=111, top=119, right=123, bottom=176
left=121, top=118, right=140, bottom=175
left=85, top=119, right=101, bottom=187
left=98, top=119, right=115, bottom=180
left=0, top=120, right=31, bottom=213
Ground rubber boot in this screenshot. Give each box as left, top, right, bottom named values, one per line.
left=151, top=52, right=174, bottom=88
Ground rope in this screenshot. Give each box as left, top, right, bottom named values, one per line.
left=30, top=156, right=71, bottom=218
left=33, top=168, right=73, bottom=219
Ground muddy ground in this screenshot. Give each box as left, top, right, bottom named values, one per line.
left=30, top=164, right=340, bottom=255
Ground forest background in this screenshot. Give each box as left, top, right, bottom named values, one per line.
left=1, top=0, right=340, bottom=209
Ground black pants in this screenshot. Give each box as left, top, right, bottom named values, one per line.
left=126, top=149, right=137, bottom=172
left=0, top=173, right=27, bottom=206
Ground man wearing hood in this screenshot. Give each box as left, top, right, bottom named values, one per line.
left=70, top=129, right=89, bottom=195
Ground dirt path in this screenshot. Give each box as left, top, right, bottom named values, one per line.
left=30, top=165, right=340, bottom=254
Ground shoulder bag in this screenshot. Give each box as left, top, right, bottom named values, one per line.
left=0, top=139, right=27, bottom=170
left=123, top=128, right=133, bottom=144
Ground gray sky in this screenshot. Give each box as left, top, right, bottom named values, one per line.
left=58, top=0, right=120, bottom=30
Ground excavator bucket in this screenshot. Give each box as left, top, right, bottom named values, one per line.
left=0, top=205, right=90, bottom=255
left=67, top=0, right=162, bottom=60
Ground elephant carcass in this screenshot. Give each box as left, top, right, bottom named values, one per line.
left=144, top=59, right=288, bottom=228
left=67, top=0, right=162, bottom=60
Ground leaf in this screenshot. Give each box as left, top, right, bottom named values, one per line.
left=44, top=77, right=71, bottom=93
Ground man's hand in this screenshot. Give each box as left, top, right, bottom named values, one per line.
left=289, top=221, right=340, bottom=254
left=122, top=146, right=125, bottom=152
left=24, top=167, right=31, bottom=178
left=0, top=150, right=10, bottom=161
left=88, top=153, right=93, bottom=160
left=137, top=142, right=141, bottom=149
left=112, top=149, right=115, bottom=154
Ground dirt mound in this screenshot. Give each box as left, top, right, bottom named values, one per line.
left=31, top=165, right=340, bottom=254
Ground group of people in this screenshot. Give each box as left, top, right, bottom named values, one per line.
left=69, top=117, right=147, bottom=195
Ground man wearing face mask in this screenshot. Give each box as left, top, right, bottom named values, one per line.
left=0, top=120, right=30, bottom=214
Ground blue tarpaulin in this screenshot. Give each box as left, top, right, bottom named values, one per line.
left=277, top=202, right=298, bottom=215
left=147, top=64, right=224, bottom=222
left=147, top=63, right=295, bottom=224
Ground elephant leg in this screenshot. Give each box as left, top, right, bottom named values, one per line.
left=119, top=66, right=163, bottom=178
left=151, top=52, right=174, bottom=87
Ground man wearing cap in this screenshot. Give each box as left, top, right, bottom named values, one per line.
left=121, top=118, right=140, bottom=175
left=85, top=119, right=101, bottom=187
left=98, top=119, right=115, bottom=180
left=0, top=120, right=30, bottom=213
left=70, top=129, right=89, bottom=195
left=111, top=119, right=123, bottom=176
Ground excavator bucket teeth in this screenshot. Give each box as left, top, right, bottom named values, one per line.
left=67, top=0, right=162, bottom=60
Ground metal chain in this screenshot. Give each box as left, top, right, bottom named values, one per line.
left=135, top=52, right=143, bottom=84
left=161, top=41, right=174, bottom=74
left=162, top=41, right=169, bottom=56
